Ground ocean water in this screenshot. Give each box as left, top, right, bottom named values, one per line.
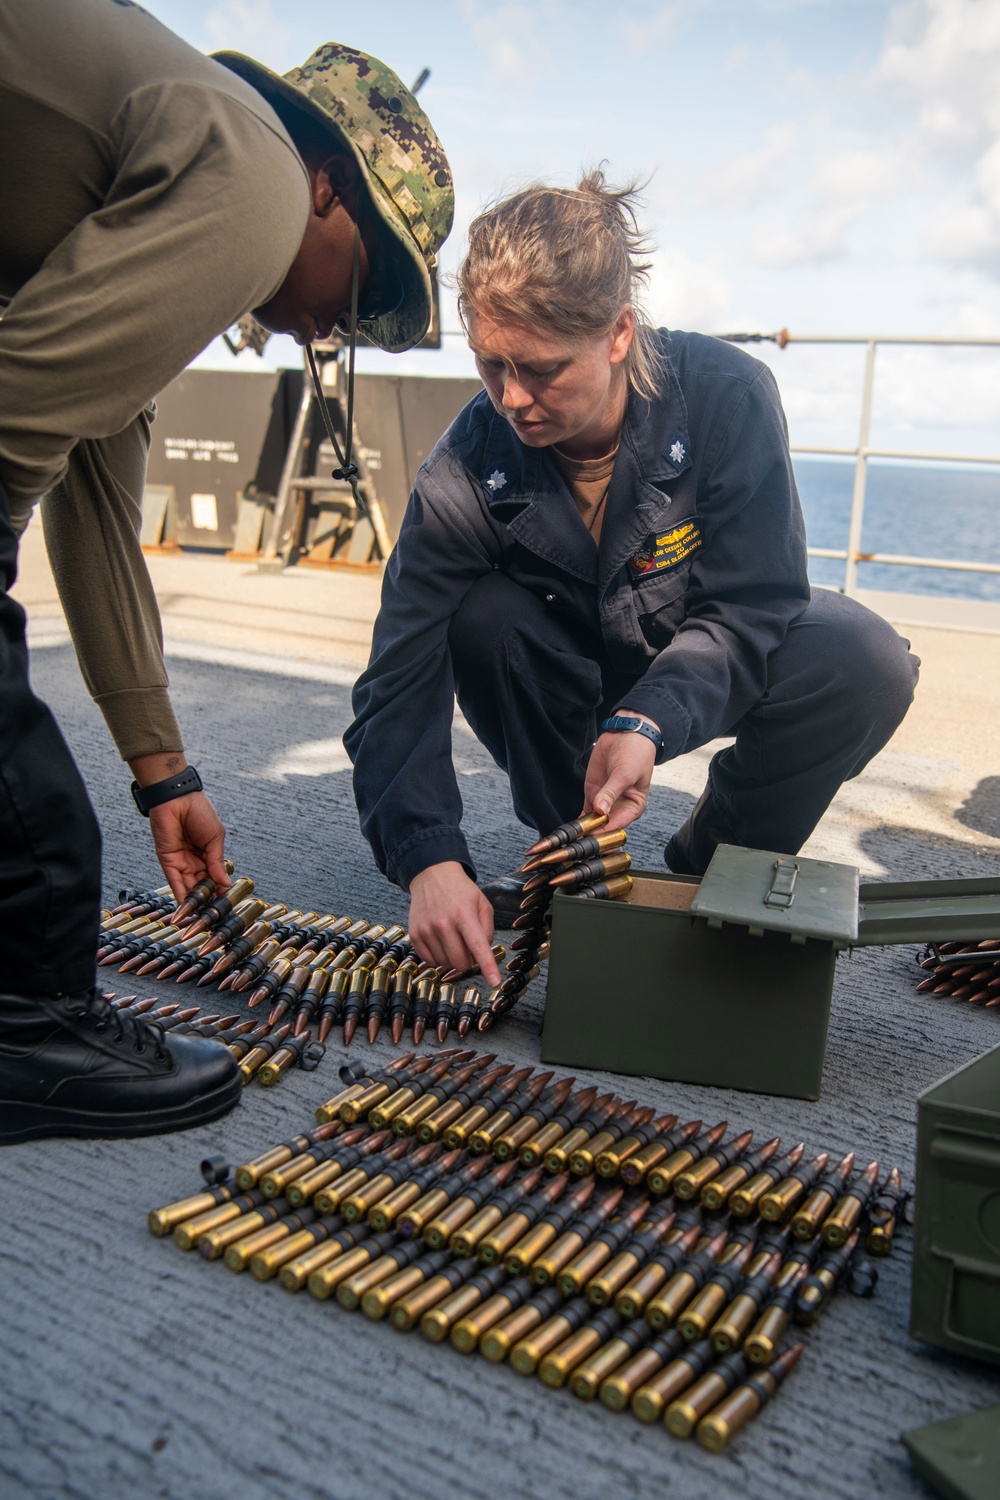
left=793, top=457, right=1000, bottom=601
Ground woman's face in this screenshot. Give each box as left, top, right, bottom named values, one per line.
left=467, top=306, right=634, bottom=455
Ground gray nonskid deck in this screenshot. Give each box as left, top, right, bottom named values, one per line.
left=3, top=644, right=999, bottom=1500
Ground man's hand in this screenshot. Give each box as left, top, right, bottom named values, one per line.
left=408, top=861, right=502, bottom=986
left=583, top=711, right=658, bottom=832
left=129, top=751, right=230, bottom=903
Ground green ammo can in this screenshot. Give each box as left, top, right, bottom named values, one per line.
left=542, top=846, right=1000, bottom=1101
left=911, top=1042, right=1000, bottom=1365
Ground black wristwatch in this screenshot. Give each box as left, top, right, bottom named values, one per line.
left=600, top=714, right=665, bottom=762
left=130, top=764, right=203, bottom=817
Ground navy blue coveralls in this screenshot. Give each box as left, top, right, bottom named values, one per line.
left=346, top=331, right=918, bottom=888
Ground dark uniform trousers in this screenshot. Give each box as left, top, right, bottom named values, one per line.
left=0, top=482, right=101, bottom=995
left=448, top=570, right=919, bottom=854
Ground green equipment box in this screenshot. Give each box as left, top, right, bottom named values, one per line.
left=911, top=1043, right=1000, bottom=1365
left=903, top=1402, right=1000, bottom=1500
left=542, top=847, right=1000, bottom=1101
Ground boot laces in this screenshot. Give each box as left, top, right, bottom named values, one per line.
left=74, top=989, right=169, bottom=1063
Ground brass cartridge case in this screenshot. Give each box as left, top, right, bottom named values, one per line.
left=280, top=1239, right=348, bottom=1292
left=480, top=1303, right=549, bottom=1363
left=339, top=1081, right=394, bottom=1124
left=587, top=1248, right=644, bottom=1308
left=545, top=1124, right=592, bottom=1175
left=225, top=1219, right=300, bottom=1273
left=397, top=1186, right=451, bottom=1238
left=539, top=1326, right=606, bottom=1388
left=530, top=1228, right=587, bottom=1287
left=594, top=1133, right=646, bottom=1179
left=148, top=1188, right=232, bottom=1237
left=700, top=1163, right=751, bottom=1212
left=510, top=1313, right=576, bottom=1376
left=362, top=1265, right=425, bottom=1321
left=494, top=1115, right=546, bottom=1160
left=258, top=1045, right=301, bottom=1085
left=236, top=1142, right=310, bottom=1192
left=697, top=1384, right=762, bottom=1451
left=443, top=1102, right=492, bottom=1149
left=286, top=1159, right=347, bottom=1208
left=478, top=1211, right=532, bottom=1264
left=261, top=1153, right=325, bottom=1199
left=559, top=1240, right=615, bottom=1298
left=368, top=1087, right=420, bottom=1130
left=677, top=1281, right=732, bottom=1342
left=822, top=1193, right=865, bottom=1247
left=451, top=1290, right=520, bottom=1353
left=631, top=1354, right=705, bottom=1424
left=449, top=1203, right=504, bottom=1257
left=421, top=1283, right=487, bottom=1344
left=601, top=1343, right=678, bottom=1413
left=314, top=1083, right=366, bottom=1125
left=615, top=1261, right=672, bottom=1320
left=504, top=1221, right=561, bottom=1277
left=570, top=1337, right=637, bottom=1402
left=239, top=1044, right=274, bottom=1084
left=710, top=1291, right=763, bottom=1354
left=675, top=1156, right=730, bottom=1201
left=390, top=1274, right=458, bottom=1332
left=759, top=1174, right=812, bottom=1221
left=392, top=1094, right=444, bottom=1136
left=367, top=1180, right=424, bottom=1232
left=469, top=1109, right=518, bottom=1154
left=647, top=1148, right=698, bottom=1195
left=729, top=1171, right=777, bottom=1217
left=337, top=1254, right=401, bottom=1310
left=646, top=1270, right=700, bottom=1330
left=790, top=1188, right=835, bottom=1239
left=666, top=1368, right=736, bottom=1438
left=569, top=1127, right=619, bottom=1177
left=743, top=1302, right=790, bottom=1364
left=197, top=1209, right=275, bottom=1259
left=416, top=1097, right=468, bottom=1143
left=424, top=1195, right=479, bottom=1248
left=341, top=1172, right=398, bottom=1221
left=173, top=1201, right=248, bottom=1250
left=520, top=1119, right=569, bottom=1168
left=618, top=1139, right=670, bottom=1185
left=308, top=1244, right=378, bottom=1300
left=313, top=1166, right=372, bottom=1216
left=251, top=1226, right=327, bottom=1281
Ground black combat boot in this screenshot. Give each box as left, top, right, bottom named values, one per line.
left=0, top=986, right=241, bottom=1143
left=478, top=870, right=530, bottom=929
left=664, top=787, right=735, bottom=877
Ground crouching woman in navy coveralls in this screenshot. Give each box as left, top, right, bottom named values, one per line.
left=345, top=172, right=919, bottom=986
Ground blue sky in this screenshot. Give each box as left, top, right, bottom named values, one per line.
left=144, top=0, right=1000, bottom=453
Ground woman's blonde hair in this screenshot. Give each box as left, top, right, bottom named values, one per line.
left=456, top=168, right=665, bottom=401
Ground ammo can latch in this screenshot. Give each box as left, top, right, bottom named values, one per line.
left=765, top=859, right=799, bottom=910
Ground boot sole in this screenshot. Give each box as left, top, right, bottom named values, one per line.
left=0, top=1072, right=242, bottom=1144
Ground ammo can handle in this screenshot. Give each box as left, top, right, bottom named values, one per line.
left=765, top=860, right=798, bottom=910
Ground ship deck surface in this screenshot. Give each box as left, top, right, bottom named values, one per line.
left=4, top=522, right=1000, bottom=1500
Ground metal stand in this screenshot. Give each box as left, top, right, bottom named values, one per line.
left=258, top=342, right=392, bottom=572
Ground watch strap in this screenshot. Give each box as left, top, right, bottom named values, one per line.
left=600, top=715, right=665, bottom=761
left=131, top=765, right=203, bottom=817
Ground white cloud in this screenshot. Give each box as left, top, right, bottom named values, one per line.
left=622, top=3, right=684, bottom=52
left=204, top=0, right=295, bottom=68
left=697, top=124, right=795, bottom=212
left=645, top=244, right=732, bottom=330
left=752, top=146, right=905, bottom=266
left=460, top=1, right=566, bottom=83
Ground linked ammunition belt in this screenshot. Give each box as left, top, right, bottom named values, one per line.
left=149, top=1050, right=909, bottom=1452
left=97, top=814, right=633, bottom=1056
left=916, top=937, right=1000, bottom=1008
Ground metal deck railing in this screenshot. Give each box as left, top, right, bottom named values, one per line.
left=720, top=332, right=1000, bottom=596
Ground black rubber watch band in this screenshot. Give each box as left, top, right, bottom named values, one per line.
left=130, top=765, right=203, bottom=817
left=600, top=714, right=665, bottom=761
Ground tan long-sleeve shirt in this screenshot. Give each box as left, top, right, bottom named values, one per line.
left=0, top=0, right=310, bottom=757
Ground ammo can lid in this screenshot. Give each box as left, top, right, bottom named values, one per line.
left=689, top=845, right=859, bottom=949
left=903, top=1402, right=1000, bottom=1500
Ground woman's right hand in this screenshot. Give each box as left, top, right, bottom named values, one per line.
left=408, top=861, right=502, bottom=986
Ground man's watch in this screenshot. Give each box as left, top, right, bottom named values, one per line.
left=600, top=714, right=665, bottom=762
left=130, top=765, right=203, bottom=817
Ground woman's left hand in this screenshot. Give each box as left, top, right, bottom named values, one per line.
left=583, top=717, right=658, bottom=831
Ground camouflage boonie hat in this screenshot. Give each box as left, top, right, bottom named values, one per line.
left=215, top=43, right=454, bottom=352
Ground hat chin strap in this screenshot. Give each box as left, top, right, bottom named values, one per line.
left=305, top=216, right=367, bottom=519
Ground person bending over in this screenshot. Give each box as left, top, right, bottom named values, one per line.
left=346, top=172, right=917, bottom=987
left=0, top=0, right=453, bottom=1141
